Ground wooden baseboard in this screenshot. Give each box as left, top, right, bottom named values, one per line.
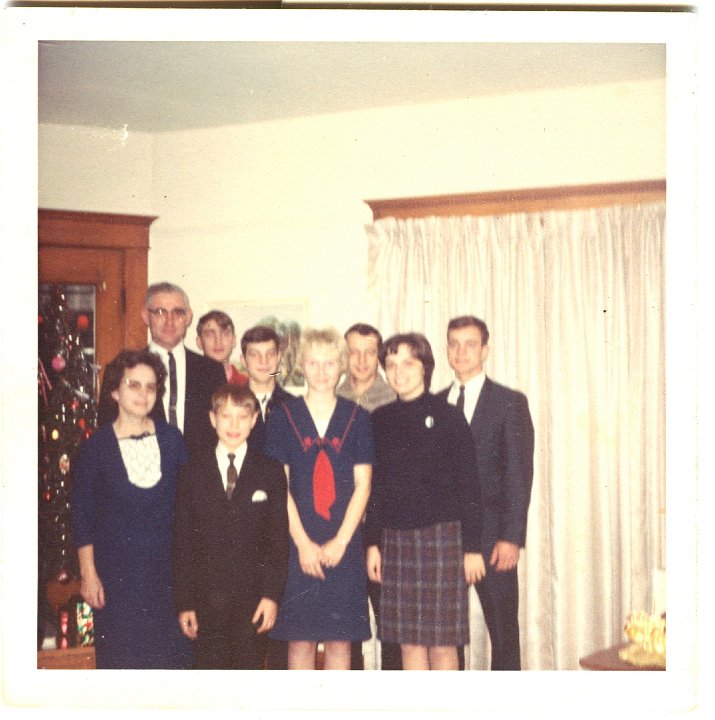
left=37, top=646, right=96, bottom=670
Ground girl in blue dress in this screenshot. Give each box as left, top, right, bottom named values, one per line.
left=266, top=328, right=374, bottom=669
left=72, top=349, right=192, bottom=669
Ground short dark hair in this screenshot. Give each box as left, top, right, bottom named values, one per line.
left=380, top=332, right=435, bottom=390
left=447, top=315, right=490, bottom=345
left=211, top=384, right=259, bottom=415
left=240, top=325, right=281, bottom=357
left=197, top=310, right=235, bottom=337
left=101, top=349, right=167, bottom=415
left=144, top=282, right=190, bottom=309
left=344, top=323, right=384, bottom=352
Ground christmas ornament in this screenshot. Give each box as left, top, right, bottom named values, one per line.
left=58, top=454, right=70, bottom=475
left=76, top=314, right=90, bottom=331
left=51, top=354, right=66, bottom=372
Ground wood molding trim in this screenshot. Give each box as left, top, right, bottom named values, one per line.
left=38, top=208, right=157, bottom=250
left=365, top=180, right=666, bottom=221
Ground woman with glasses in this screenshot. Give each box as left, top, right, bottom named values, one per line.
left=72, top=349, right=193, bottom=668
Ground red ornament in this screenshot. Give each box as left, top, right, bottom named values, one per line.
left=51, top=354, right=66, bottom=372
left=76, top=314, right=90, bottom=331
left=38, top=314, right=44, bottom=325
left=83, top=429, right=93, bottom=440
left=43, top=490, right=52, bottom=502
left=78, top=418, right=86, bottom=429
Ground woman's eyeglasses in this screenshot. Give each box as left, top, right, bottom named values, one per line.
left=124, top=379, right=158, bottom=393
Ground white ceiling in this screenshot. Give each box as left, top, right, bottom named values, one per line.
left=38, top=41, right=665, bottom=133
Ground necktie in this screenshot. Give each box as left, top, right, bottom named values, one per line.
left=168, top=351, right=178, bottom=427
left=313, top=448, right=336, bottom=521
left=261, top=395, right=268, bottom=421
left=226, top=453, right=238, bottom=501
left=456, top=384, right=465, bottom=415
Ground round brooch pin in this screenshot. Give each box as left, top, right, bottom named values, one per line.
left=425, top=415, right=434, bottom=429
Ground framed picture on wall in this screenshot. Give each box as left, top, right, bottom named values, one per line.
left=212, top=298, right=308, bottom=389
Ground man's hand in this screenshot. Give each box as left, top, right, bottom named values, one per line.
left=489, top=541, right=520, bottom=571
left=178, top=610, right=198, bottom=639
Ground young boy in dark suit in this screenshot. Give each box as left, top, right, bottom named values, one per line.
left=173, top=384, right=289, bottom=669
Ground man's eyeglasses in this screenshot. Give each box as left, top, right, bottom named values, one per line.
left=147, top=307, right=188, bottom=320
left=124, top=379, right=158, bottom=393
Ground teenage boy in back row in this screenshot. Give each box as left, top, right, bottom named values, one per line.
left=172, top=384, right=289, bottom=669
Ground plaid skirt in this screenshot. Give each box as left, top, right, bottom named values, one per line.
left=379, top=520, right=468, bottom=647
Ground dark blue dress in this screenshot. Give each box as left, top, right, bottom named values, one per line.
left=72, top=421, right=193, bottom=669
left=265, top=396, right=374, bottom=642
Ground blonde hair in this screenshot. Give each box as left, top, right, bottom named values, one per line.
left=297, top=327, right=348, bottom=374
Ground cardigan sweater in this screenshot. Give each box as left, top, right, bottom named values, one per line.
left=364, top=392, right=482, bottom=553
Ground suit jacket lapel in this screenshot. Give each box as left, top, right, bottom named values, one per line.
left=470, top=377, right=493, bottom=434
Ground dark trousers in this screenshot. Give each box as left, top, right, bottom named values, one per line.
left=350, top=578, right=402, bottom=670
left=460, top=563, right=521, bottom=670
left=265, top=637, right=288, bottom=669
left=194, top=605, right=266, bottom=670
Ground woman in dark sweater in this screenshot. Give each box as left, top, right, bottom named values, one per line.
left=365, top=333, right=485, bottom=670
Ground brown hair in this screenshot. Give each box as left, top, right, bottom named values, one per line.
left=211, top=383, right=259, bottom=414
left=447, top=315, right=490, bottom=345
left=197, top=310, right=235, bottom=337
left=380, top=333, right=435, bottom=390
left=102, top=349, right=166, bottom=397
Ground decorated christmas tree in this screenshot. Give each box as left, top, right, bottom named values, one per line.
left=38, top=285, right=98, bottom=643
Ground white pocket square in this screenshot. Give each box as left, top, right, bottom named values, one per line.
left=251, top=490, right=268, bottom=502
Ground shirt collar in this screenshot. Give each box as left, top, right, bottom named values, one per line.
left=149, top=341, right=186, bottom=361
left=216, top=441, right=248, bottom=466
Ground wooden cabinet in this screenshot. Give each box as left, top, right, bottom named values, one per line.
left=39, top=209, right=155, bottom=378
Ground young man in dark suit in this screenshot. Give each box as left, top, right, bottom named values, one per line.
left=438, top=315, right=534, bottom=671
left=98, top=282, right=226, bottom=457
left=240, top=325, right=291, bottom=455
left=172, top=384, right=289, bottom=669
left=238, top=324, right=293, bottom=670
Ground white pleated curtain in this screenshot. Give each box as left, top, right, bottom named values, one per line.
left=365, top=202, right=665, bottom=670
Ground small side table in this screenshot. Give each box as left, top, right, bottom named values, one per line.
left=579, top=642, right=665, bottom=671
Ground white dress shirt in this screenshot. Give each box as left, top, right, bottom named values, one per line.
left=447, top=371, right=486, bottom=423
left=149, top=341, right=187, bottom=432
left=258, top=391, right=272, bottom=421
left=216, top=442, right=248, bottom=492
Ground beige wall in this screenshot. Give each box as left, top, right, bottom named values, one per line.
left=39, top=77, right=665, bottom=343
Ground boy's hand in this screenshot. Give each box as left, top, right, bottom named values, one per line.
left=298, top=540, right=326, bottom=580
left=178, top=610, right=198, bottom=639
left=320, top=537, right=347, bottom=569
left=252, top=598, right=278, bottom=634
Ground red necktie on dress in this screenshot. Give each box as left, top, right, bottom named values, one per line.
left=313, top=448, right=335, bottom=521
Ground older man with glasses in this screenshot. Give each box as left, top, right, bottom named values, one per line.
left=98, top=282, right=226, bottom=457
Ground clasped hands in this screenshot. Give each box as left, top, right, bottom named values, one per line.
left=298, top=537, right=346, bottom=580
